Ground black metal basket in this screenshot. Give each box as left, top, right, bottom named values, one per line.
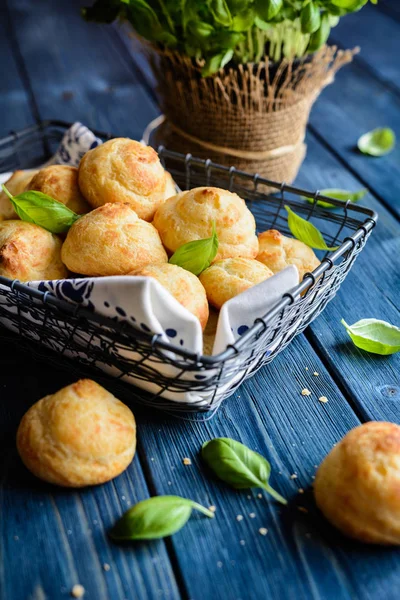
left=0, top=121, right=377, bottom=413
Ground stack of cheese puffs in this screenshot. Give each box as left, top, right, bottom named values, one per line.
left=0, top=139, right=320, bottom=331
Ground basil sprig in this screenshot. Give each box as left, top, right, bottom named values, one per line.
left=109, top=495, right=214, bottom=541
left=304, top=188, right=367, bottom=209
left=357, top=127, right=396, bottom=157
left=285, top=205, right=339, bottom=251
left=202, top=438, right=287, bottom=505
left=2, top=184, right=80, bottom=234
left=341, top=318, right=400, bottom=356
left=169, top=221, right=219, bottom=275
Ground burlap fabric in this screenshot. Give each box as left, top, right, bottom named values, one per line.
left=147, top=45, right=358, bottom=185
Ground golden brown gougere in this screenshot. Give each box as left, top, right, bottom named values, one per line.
left=256, top=229, right=320, bottom=281
left=0, top=220, right=68, bottom=281
left=17, top=379, right=136, bottom=487
left=153, top=187, right=259, bottom=261
left=0, top=169, right=39, bottom=220
left=200, top=257, right=273, bottom=310
left=131, top=263, right=209, bottom=330
left=78, top=138, right=176, bottom=221
left=27, top=165, right=91, bottom=215
left=61, top=202, right=168, bottom=276
left=314, top=421, right=400, bottom=545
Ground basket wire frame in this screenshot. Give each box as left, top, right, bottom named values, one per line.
left=0, top=121, right=377, bottom=414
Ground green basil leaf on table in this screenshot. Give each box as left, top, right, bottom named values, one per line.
left=300, top=1, right=321, bottom=34
left=1, top=185, right=80, bottom=234
left=307, top=13, right=331, bottom=52
left=169, top=221, right=219, bottom=274
left=357, top=128, right=396, bottom=157
left=331, top=0, right=368, bottom=9
left=341, top=319, right=400, bottom=356
left=109, top=495, right=215, bottom=540
left=255, top=0, right=283, bottom=22
left=303, top=188, right=368, bottom=208
left=285, top=205, right=339, bottom=251
left=202, top=438, right=287, bottom=505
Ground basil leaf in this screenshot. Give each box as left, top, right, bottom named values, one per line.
left=308, top=13, right=331, bottom=52
left=208, top=0, right=232, bottom=26
left=285, top=205, right=339, bottom=251
left=300, top=1, right=321, bottom=34
left=341, top=318, right=400, bottom=356
left=202, top=438, right=287, bottom=505
left=357, top=128, right=396, bottom=157
left=201, top=49, right=234, bottom=76
left=109, top=495, right=214, bottom=540
left=304, top=188, right=368, bottom=208
left=169, top=221, right=219, bottom=274
left=2, top=185, right=80, bottom=234
left=255, top=0, right=283, bottom=21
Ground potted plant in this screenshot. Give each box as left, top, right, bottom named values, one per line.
left=83, top=0, right=373, bottom=184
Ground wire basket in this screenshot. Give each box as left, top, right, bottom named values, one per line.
left=0, top=121, right=377, bottom=414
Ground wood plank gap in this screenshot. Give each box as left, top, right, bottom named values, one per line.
left=4, top=0, right=42, bottom=127
left=330, top=36, right=400, bottom=101
left=107, top=26, right=159, bottom=108
left=307, top=125, right=400, bottom=222
left=135, top=441, right=190, bottom=600
left=303, top=328, right=369, bottom=423
left=376, top=0, right=400, bottom=22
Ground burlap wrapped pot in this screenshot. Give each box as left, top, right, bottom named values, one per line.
left=148, top=45, right=358, bottom=186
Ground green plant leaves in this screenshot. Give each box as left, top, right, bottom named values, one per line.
left=208, top=0, right=232, bottom=27
left=1, top=185, right=80, bottom=234
left=357, top=128, right=396, bottom=157
left=255, top=0, right=283, bottom=22
left=341, top=319, right=400, bottom=356
left=110, top=495, right=215, bottom=541
left=169, top=221, right=219, bottom=274
left=285, top=205, right=339, bottom=251
left=308, top=12, right=331, bottom=52
left=304, top=188, right=368, bottom=208
left=202, top=438, right=287, bottom=505
left=300, top=1, right=321, bottom=34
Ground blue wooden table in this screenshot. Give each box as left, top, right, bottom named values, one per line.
left=1, top=1, right=400, bottom=599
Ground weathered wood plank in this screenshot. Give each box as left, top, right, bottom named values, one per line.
left=332, top=5, right=400, bottom=91
left=6, top=0, right=158, bottom=139
left=0, top=3, right=35, bottom=136
left=2, top=2, right=400, bottom=600
left=131, top=333, right=400, bottom=600
left=0, top=344, right=181, bottom=600
left=296, top=138, right=400, bottom=423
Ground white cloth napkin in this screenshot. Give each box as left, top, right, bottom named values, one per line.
left=0, top=123, right=299, bottom=404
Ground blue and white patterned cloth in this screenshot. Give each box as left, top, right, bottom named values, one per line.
left=0, top=122, right=299, bottom=404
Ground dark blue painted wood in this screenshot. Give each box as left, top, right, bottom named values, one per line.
left=1, top=1, right=400, bottom=599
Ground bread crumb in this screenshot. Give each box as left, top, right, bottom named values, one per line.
left=247, top=495, right=251, bottom=499
left=298, top=507, right=308, bottom=514
left=301, top=388, right=311, bottom=396
left=249, top=513, right=256, bottom=518
left=313, top=372, right=319, bottom=376
left=258, top=528, right=268, bottom=536
left=318, top=396, right=328, bottom=403
left=236, top=514, right=243, bottom=522
left=305, top=367, right=309, bottom=371
left=13, top=536, right=19, bottom=541
left=290, top=474, right=298, bottom=479
left=240, top=539, right=246, bottom=546
left=217, top=561, right=223, bottom=568
left=298, top=488, right=304, bottom=494
left=182, top=457, right=192, bottom=465
left=257, top=493, right=262, bottom=499
left=209, top=505, right=216, bottom=513
left=103, top=563, right=110, bottom=572
left=71, top=584, right=85, bottom=598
